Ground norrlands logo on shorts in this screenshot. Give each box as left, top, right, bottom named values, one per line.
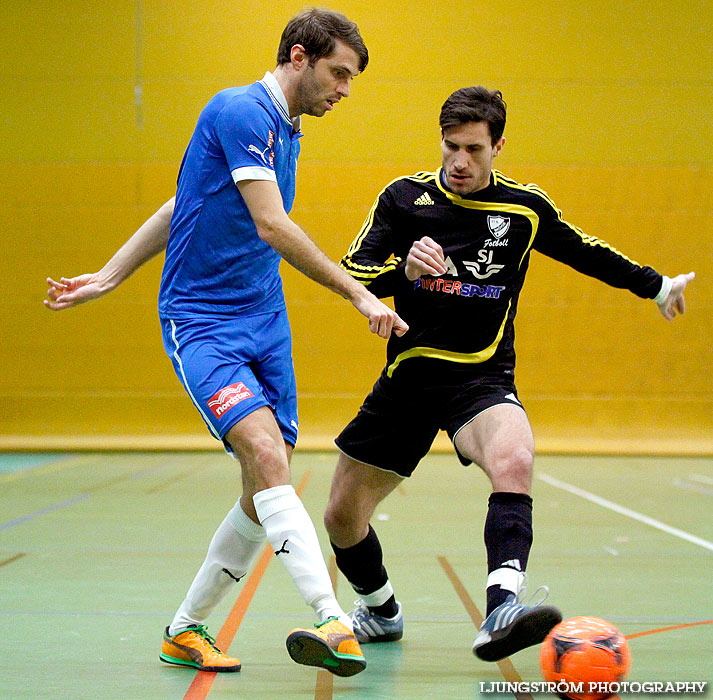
left=208, top=382, right=254, bottom=418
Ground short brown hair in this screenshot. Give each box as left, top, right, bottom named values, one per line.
left=439, top=87, right=507, bottom=144
left=276, top=8, right=369, bottom=72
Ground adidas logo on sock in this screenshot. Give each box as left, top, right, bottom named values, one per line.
left=414, top=192, right=434, bottom=206
left=502, top=559, right=522, bottom=571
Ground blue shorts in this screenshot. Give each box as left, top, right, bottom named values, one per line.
left=160, top=310, right=299, bottom=451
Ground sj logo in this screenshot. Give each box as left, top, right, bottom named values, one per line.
left=438, top=251, right=505, bottom=280
left=463, top=249, right=505, bottom=279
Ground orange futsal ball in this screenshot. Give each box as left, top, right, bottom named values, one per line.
left=540, top=616, right=631, bottom=700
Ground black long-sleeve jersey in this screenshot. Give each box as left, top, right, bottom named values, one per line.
left=340, top=168, right=663, bottom=378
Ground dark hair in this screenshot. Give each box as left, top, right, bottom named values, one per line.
left=276, top=8, right=369, bottom=72
left=439, top=87, right=507, bottom=144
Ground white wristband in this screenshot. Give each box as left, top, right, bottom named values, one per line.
left=654, top=276, right=672, bottom=306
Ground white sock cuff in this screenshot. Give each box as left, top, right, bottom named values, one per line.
left=486, top=567, right=525, bottom=594
left=227, top=501, right=265, bottom=542
left=253, top=485, right=300, bottom=523
left=357, top=580, right=394, bottom=608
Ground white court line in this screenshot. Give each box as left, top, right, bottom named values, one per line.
left=672, top=477, right=713, bottom=497
left=538, top=473, right=713, bottom=552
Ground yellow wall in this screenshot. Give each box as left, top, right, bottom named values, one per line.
left=2, top=0, right=711, bottom=453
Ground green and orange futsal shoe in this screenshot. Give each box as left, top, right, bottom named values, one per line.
left=160, top=625, right=241, bottom=672
left=286, top=617, right=367, bottom=677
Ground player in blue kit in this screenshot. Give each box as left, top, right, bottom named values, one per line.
left=45, top=9, right=406, bottom=677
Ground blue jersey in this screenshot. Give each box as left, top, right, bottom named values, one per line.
left=158, top=72, right=302, bottom=318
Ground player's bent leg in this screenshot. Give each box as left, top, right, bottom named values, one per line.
left=332, top=522, right=404, bottom=644
left=226, top=406, right=293, bottom=502
left=324, top=453, right=402, bottom=548
left=325, top=454, right=404, bottom=643
left=160, top=417, right=279, bottom=671
left=226, top=409, right=365, bottom=674
left=454, top=404, right=538, bottom=611
left=453, top=402, right=534, bottom=493
left=168, top=500, right=266, bottom=634
left=455, top=404, right=560, bottom=660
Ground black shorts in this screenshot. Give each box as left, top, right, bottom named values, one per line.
left=335, top=359, right=524, bottom=477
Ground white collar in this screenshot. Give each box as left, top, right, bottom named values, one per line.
left=260, top=71, right=301, bottom=132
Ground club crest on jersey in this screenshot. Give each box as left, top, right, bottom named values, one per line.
left=208, top=382, right=254, bottom=418
left=487, top=215, right=510, bottom=239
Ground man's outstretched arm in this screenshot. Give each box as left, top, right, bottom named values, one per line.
left=44, top=197, right=175, bottom=311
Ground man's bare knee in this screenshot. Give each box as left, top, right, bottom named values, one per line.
left=487, top=446, right=533, bottom=492
left=229, top=432, right=289, bottom=490
left=324, top=499, right=358, bottom=542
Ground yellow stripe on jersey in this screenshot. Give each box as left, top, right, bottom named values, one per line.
left=385, top=169, right=536, bottom=374
left=341, top=257, right=402, bottom=282
left=341, top=171, right=438, bottom=283
left=434, top=168, right=539, bottom=269
left=386, top=300, right=513, bottom=378
left=492, top=170, right=641, bottom=266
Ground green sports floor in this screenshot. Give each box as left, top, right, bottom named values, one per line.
left=2, top=451, right=711, bottom=700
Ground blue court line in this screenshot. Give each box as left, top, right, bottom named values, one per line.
left=0, top=462, right=175, bottom=532
left=0, top=494, right=91, bottom=532
left=0, top=452, right=75, bottom=475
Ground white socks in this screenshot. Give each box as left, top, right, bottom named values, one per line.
left=169, top=485, right=351, bottom=637
left=253, top=485, right=350, bottom=628
left=168, top=501, right=266, bottom=636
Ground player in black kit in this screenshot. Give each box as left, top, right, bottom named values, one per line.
left=322, top=86, right=695, bottom=662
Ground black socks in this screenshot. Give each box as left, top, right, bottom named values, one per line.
left=484, top=491, right=533, bottom=616
left=331, top=524, right=399, bottom=618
